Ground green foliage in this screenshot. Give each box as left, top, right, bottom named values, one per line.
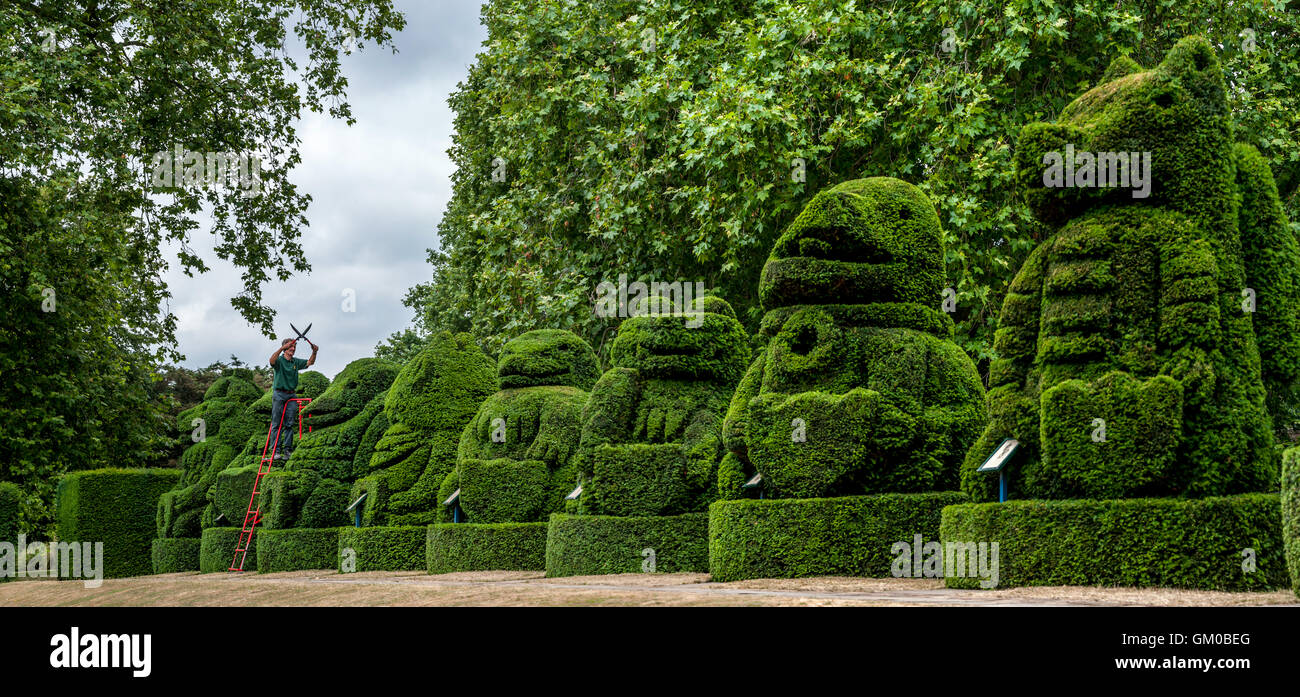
left=56, top=468, right=181, bottom=578
left=725, top=178, right=987, bottom=499
left=1283, top=447, right=1300, bottom=597
left=0, top=482, right=19, bottom=544
left=338, top=526, right=426, bottom=571
left=151, top=538, right=201, bottom=574
left=941, top=494, right=1288, bottom=590
left=445, top=330, right=595, bottom=523
left=708, top=492, right=967, bottom=582
left=963, top=38, right=1289, bottom=502
left=256, top=527, right=342, bottom=573
left=545, top=512, right=709, bottom=577
left=409, top=0, right=1300, bottom=368
left=353, top=332, right=497, bottom=526
left=272, top=359, right=398, bottom=527
left=577, top=299, right=749, bottom=518
left=157, top=376, right=265, bottom=537
left=199, top=527, right=255, bottom=573
left=426, top=522, right=548, bottom=573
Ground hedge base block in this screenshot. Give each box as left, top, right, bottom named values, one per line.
left=338, top=526, right=426, bottom=572
left=545, top=512, right=709, bottom=577
left=426, top=522, right=547, bottom=573
left=708, top=491, right=967, bottom=582
left=257, top=528, right=342, bottom=573
left=199, top=527, right=256, bottom=573
left=56, top=468, right=182, bottom=579
left=151, top=537, right=201, bottom=573
left=940, top=493, right=1287, bottom=591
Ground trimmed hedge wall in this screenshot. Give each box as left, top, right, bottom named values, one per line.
left=257, top=527, right=342, bottom=573
left=200, top=527, right=256, bottom=573
left=941, top=494, right=1288, bottom=590
left=338, top=526, right=426, bottom=572
left=545, top=512, right=709, bottom=577
left=55, top=468, right=181, bottom=578
left=151, top=538, right=201, bottom=573
left=426, top=522, right=548, bottom=573
left=1284, top=448, right=1300, bottom=597
left=708, top=491, right=967, bottom=582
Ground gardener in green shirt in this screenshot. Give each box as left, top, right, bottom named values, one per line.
left=267, top=337, right=319, bottom=460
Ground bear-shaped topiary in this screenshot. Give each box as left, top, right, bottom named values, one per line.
left=157, top=376, right=264, bottom=537
left=961, top=36, right=1300, bottom=503
left=264, top=358, right=398, bottom=529
left=721, top=177, right=987, bottom=500
left=578, top=295, right=750, bottom=516
left=208, top=371, right=329, bottom=527
left=349, top=332, right=498, bottom=526
left=438, top=329, right=599, bottom=524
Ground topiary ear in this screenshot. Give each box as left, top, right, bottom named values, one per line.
left=1101, top=55, right=1142, bottom=83
left=1159, top=35, right=1218, bottom=77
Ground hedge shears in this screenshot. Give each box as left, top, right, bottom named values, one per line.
left=290, top=322, right=315, bottom=349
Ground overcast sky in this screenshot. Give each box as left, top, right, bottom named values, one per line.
left=162, top=1, right=487, bottom=379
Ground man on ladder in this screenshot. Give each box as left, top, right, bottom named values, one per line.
left=268, top=334, right=319, bottom=460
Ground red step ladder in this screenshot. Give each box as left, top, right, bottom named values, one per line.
left=228, top=396, right=312, bottom=571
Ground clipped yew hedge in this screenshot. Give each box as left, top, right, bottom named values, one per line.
left=200, top=527, right=256, bottom=573
left=151, top=537, right=201, bottom=573
left=545, top=512, right=709, bottom=577
left=55, top=468, right=181, bottom=578
left=709, top=491, right=967, bottom=582
left=941, top=494, right=1287, bottom=590
left=256, top=527, right=342, bottom=573
left=338, top=526, right=426, bottom=572
left=426, top=522, right=547, bottom=573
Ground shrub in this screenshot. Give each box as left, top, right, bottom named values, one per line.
left=426, top=522, right=548, bottom=573
left=545, top=512, right=709, bottom=577
left=0, top=482, right=18, bottom=543
left=708, top=491, right=967, bottom=582
left=962, top=37, right=1291, bottom=502
left=354, top=332, right=496, bottom=526
left=256, top=527, right=342, bottom=573
left=151, top=538, right=201, bottom=573
left=1275, top=447, right=1299, bottom=597
left=338, top=526, right=426, bottom=572
left=200, top=527, right=256, bottom=573
left=56, top=468, right=181, bottom=578
left=940, top=494, right=1288, bottom=590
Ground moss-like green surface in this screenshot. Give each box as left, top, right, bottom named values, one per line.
left=426, top=522, right=548, bottom=573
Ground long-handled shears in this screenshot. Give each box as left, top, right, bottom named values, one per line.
left=290, top=322, right=315, bottom=348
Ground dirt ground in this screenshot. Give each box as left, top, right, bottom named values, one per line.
left=0, top=570, right=1295, bottom=607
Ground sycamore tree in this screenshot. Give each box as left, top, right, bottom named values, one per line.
left=0, top=0, right=405, bottom=532
left=409, top=0, right=1299, bottom=365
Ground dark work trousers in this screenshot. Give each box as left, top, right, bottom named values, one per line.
left=270, top=389, right=299, bottom=457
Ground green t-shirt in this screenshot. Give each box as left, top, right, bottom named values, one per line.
left=273, top=355, right=309, bottom=391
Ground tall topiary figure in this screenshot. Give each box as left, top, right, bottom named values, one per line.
left=545, top=296, right=750, bottom=576
left=945, top=37, right=1296, bottom=592
left=721, top=177, right=987, bottom=500
left=350, top=332, right=497, bottom=526
left=707, top=176, right=985, bottom=582
left=440, top=330, right=598, bottom=524
left=264, top=358, right=398, bottom=529
left=578, top=296, right=749, bottom=515
left=156, top=376, right=263, bottom=537
left=428, top=330, right=597, bottom=573
left=961, top=36, right=1300, bottom=503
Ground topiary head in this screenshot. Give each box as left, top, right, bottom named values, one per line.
left=497, top=329, right=599, bottom=390
left=383, top=331, right=497, bottom=430
left=303, top=358, right=399, bottom=427
left=759, top=177, right=945, bottom=312
left=203, top=375, right=261, bottom=403
left=609, top=295, right=750, bottom=383
left=1015, top=35, right=1231, bottom=223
